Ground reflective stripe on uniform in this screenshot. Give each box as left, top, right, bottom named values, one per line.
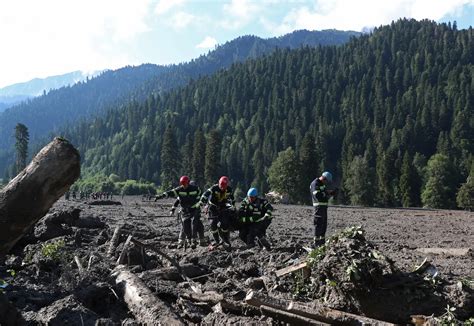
left=313, top=202, right=328, bottom=206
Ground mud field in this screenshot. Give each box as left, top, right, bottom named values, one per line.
left=1, top=196, right=473, bottom=325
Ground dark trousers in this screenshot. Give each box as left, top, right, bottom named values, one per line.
left=179, top=207, right=204, bottom=240
left=313, top=206, right=328, bottom=246
left=239, top=221, right=267, bottom=246
left=209, top=207, right=232, bottom=242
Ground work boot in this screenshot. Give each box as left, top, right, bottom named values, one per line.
left=313, top=237, right=325, bottom=248
left=190, top=238, right=197, bottom=249
left=177, top=239, right=184, bottom=249
left=211, top=232, right=220, bottom=246
left=257, top=237, right=272, bottom=250
left=221, top=232, right=231, bottom=250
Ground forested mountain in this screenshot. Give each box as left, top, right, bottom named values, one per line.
left=0, top=71, right=100, bottom=113
left=0, top=29, right=358, bottom=174
left=59, top=19, right=472, bottom=208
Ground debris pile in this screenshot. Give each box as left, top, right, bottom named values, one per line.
left=292, top=226, right=474, bottom=323
left=1, top=202, right=473, bottom=325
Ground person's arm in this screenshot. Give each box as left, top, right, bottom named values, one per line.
left=155, top=187, right=178, bottom=201
left=238, top=200, right=251, bottom=222
left=200, top=187, right=212, bottom=205
left=263, top=200, right=274, bottom=220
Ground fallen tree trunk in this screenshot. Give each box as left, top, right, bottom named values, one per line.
left=0, top=137, right=80, bottom=257
left=245, top=290, right=396, bottom=325
left=260, top=304, right=329, bottom=326
left=113, top=265, right=184, bottom=325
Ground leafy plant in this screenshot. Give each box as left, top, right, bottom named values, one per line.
left=41, top=239, right=66, bottom=262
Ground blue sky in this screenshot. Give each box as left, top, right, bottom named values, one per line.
left=0, top=0, right=472, bottom=88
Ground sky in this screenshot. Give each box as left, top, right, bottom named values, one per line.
left=0, top=0, right=473, bottom=88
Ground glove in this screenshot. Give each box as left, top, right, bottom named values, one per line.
left=264, top=213, right=272, bottom=220
left=169, top=208, right=176, bottom=216
left=155, top=194, right=165, bottom=201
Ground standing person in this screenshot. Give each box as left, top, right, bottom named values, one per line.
left=171, top=181, right=207, bottom=247
left=155, top=176, right=204, bottom=248
left=310, top=171, right=337, bottom=247
left=200, top=176, right=235, bottom=248
left=238, top=187, right=273, bottom=249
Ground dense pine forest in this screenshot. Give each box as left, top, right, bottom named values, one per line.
left=0, top=29, right=357, bottom=175
left=28, top=20, right=474, bottom=208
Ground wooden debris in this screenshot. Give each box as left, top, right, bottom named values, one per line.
left=107, top=225, right=122, bottom=257
left=117, top=235, right=133, bottom=265
left=113, top=265, right=184, bottom=325
left=416, top=247, right=472, bottom=256
left=74, top=255, right=84, bottom=276
left=0, top=137, right=80, bottom=257
left=181, top=291, right=223, bottom=304
left=245, top=290, right=396, bottom=325
left=275, top=261, right=310, bottom=278
left=260, top=304, right=329, bottom=325
left=181, top=291, right=255, bottom=315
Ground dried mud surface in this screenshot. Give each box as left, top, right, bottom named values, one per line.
left=1, top=196, right=473, bottom=325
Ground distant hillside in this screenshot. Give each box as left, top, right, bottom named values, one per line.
left=61, top=19, right=472, bottom=209
left=0, top=29, right=359, bottom=169
left=0, top=71, right=100, bottom=111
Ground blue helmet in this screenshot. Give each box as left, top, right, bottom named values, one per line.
left=247, top=187, right=258, bottom=197
left=322, top=171, right=333, bottom=183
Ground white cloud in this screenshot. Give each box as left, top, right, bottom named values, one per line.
left=271, top=0, right=473, bottom=33
left=196, top=36, right=218, bottom=49
left=169, top=11, right=195, bottom=29
left=221, top=0, right=262, bottom=29
left=0, top=0, right=152, bottom=87
left=154, top=0, right=185, bottom=15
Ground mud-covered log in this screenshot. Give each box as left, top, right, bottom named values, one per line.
left=0, top=137, right=80, bottom=257
left=113, top=265, right=184, bottom=325
left=260, top=305, right=329, bottom=325
left=107, top=225, right=122, bottom=257
left=245, top=290, right=396, bottom=325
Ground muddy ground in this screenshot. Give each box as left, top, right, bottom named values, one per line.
left=1, top=196, right=473, bottom=325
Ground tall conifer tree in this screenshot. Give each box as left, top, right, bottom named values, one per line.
left=160, top=126, right=180, bottom=189
left=204, top=129, right=221, bottom=186
left=14, top=123, right=29, bottom=174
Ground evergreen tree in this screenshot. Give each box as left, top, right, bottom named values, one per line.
left=267, top=147, right=301, bottom=203
left=14, top=123, right=29, bottom=174
left=344, top=155, right=375, bottom=206
left=299, top=132, right=318, bottom=204
left=160, top=126, right=180, bottom=189
left=456, top=165, right=474, bottom=211
left=204, top=129, right=222, bottom=186
left=399, top=151, right=416, bottom=207
left=421, top=154, right=458, bottom=209
left=191, top=129, right=206, bottom=187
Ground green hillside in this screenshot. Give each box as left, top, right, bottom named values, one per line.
left=24, top=20, right=474, bottom=208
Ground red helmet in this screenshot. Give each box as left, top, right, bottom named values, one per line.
left=180, top=175, right=190, bottom=186
left=218, top=176, right=229, bottom=190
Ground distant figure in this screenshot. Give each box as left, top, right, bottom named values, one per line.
left=310, top=171, right=338, bottom=247
left=238, top=187, right=273, bottom=250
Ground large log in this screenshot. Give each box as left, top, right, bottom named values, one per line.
left=113, top=265, right=184, bottom=325
left=245, top=290, right=396, bottom=325
left=0, top=137, right=80, bottom=257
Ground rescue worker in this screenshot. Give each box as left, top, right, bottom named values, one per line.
left=200, top=176, right=235, bottom=248
left=238, top=187, right=273, bottom=250
left=172, top=181, right=206, bottom=247
left=310, top=171, right=337, bottom=247
left=155, top=176, right=205, bottom=248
